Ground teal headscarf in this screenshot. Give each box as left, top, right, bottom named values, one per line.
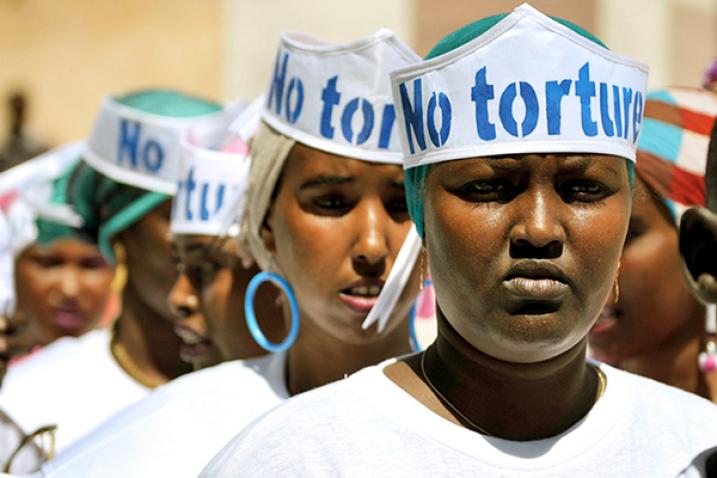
left=404, top=15, right=635, bottom=237
left=66, top=89, right=222, bottom=261
left=34, top=160, right=90, bottom=246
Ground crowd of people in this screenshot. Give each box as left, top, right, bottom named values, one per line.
left=0, top=3, right=715, bottom=476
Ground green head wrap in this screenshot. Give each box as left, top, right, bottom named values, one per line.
left=34, top=160, right=90, bottom=246
left=68, top=89, right=222, bottom=261
left=404, top=15, right=635, bottom=237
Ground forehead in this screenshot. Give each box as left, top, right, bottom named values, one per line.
left=174, top=234, right=216, bottom=249
left=173, top=234, right=236, bottom=257
left=28, top=239, right=104, bottom=258
left=282, top=143, right=405, bottom=180
left=430, top=153, right=626, bottom=174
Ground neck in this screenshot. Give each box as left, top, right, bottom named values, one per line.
left=619, top=323, right=712, bottom=400
left=423, top=313, right=600, bottom=440
left=286, top=308, right=412, bottom=396
left=112, top=286, right=188, bottom=388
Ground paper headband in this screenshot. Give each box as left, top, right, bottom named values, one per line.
left=390, top=3, right=649, bottom=168
left=171, top=98, right=262, bottom=236
left=84, top=97, right=243, bottom=195
left=262, top=29, right=421, bottom=164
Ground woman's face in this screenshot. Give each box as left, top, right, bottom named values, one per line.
left=589, top=178, right=704, bottom=362
left=119, top=200, right=177, bottom=321
left=425, top=154, right=631, bottom=363
left=170, top=235, right=277, bottom=368
left=15, top=238, right=114, bottom=345
left=262, top=143, right=417, bottom=345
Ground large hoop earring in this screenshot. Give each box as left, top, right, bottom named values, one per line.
left=408, top=303, right=420, bottom=352
left=245, top=271, right=300, bottom=353
left=409, top=277, right=433, bottom=353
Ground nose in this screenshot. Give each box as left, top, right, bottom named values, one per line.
left=351, top=200, right=390, bottom=277
left=59, top=267, right=81, bottom=299
left=168, top=273, right=199, bottom=321
left=509, top=188, right=565, bottom=259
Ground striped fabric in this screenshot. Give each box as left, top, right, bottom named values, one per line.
left=636, top=87, right=717, bottom=222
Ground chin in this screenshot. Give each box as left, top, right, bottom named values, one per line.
left=468, top=324, right=583, bottom=364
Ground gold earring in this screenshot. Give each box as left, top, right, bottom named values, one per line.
left=612, top=279, right=620, bottom=305
left=612, top=260, right=621, bottom=305
left=110, top=242, right=128, bottom=294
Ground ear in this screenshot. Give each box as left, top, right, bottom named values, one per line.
left=679, top=206, right=717, bottom=303
left=260, top=214, right=277, bottom=255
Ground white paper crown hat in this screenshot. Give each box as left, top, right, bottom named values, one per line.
left=171, top=97, right=263, bottom=237
left=390, top=3, right=649, bottom=169
left=84, top=96, right=245, bottom=195
left=0, top=142, right=84, bottom=316
left=261, top=28, right=421, bottom=164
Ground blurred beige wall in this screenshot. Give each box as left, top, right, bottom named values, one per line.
left=0, top=0, right=714, bottom=149
left=597, top=0, right=716, bottom=89
left=222, top=0, right=417, bottom=100
left=416, top=0, right=597, bottom=57
left=0, top=0, right=223, bottom=145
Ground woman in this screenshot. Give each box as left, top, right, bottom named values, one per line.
left=37, top=31, right=420, bottom=478
left=168, top=123, right=283, bottom=370
left=14, top=171, right=115, bottom=349
left=589, top=87, right=717, bottom=402
left=0, top=89, right=236, bottom=452
left=203, top=6, right=717, bottom=477
left=0, top=143, right=93, bottom=474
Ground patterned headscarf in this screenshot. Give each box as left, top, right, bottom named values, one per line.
left=636, top=87, right=717, bottom=223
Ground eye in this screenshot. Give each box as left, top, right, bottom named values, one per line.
left=313, top=194, right=349, bottom=210
left=31, top=255, right=62, bottom=268
left=186, top=263, right=213, bottom=289
left=386, top=195, right=408, bottom=214
left=454, top=179, right=517, bottom=202
left=80, top=256, right=108, bottom=270
left=558, top=179, right=610, bottom=203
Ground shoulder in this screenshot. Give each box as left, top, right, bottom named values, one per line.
left=201, top=364, right=397, bottom=477
left=2, top=329, right=109, bottom=388
left=604, top=363, right=717, bottom=415
left=153, top=354, right=286, bottom=401
left=45, top=356, right=290, bottom=476
left=600, top=364, right=717, bottom=447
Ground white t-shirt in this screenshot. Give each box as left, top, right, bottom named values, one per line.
left=202, top=359, right=717, bottom=477
left=0, top=329, right=149, bottom=452
left=38, top=352, right=288, bottom=478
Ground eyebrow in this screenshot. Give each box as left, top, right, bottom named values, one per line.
left=299, top=175, right=355, bottom=190
left=390, top=180, right=405, bottom=190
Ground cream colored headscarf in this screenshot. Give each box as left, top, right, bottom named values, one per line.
left=242, top=121, right=295, bottom=275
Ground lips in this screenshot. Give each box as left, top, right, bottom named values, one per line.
left=339, top=279, right=384, bottom=315
left=173, top=323, right=213, bottom=362
left=502, top=260, right=571, bottom=302
left=52, top=307, right=87, bottom=333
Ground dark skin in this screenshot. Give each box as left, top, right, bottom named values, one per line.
left=112, top=200, right=190, bottom=387
left=14, top=239, right=114, bottom=346
left=680, top=122, right=717, bottom=303
left=0, top=239, right=113, bottom=384
left=261, top=143, right=419, bottom=395
left=680, top=207, right=717, bottom=303
left=169, top=234, right=283, bottom=370
left=385, top=153, right=631, bottom=440
left=589, top=178, right=714, bottom=401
